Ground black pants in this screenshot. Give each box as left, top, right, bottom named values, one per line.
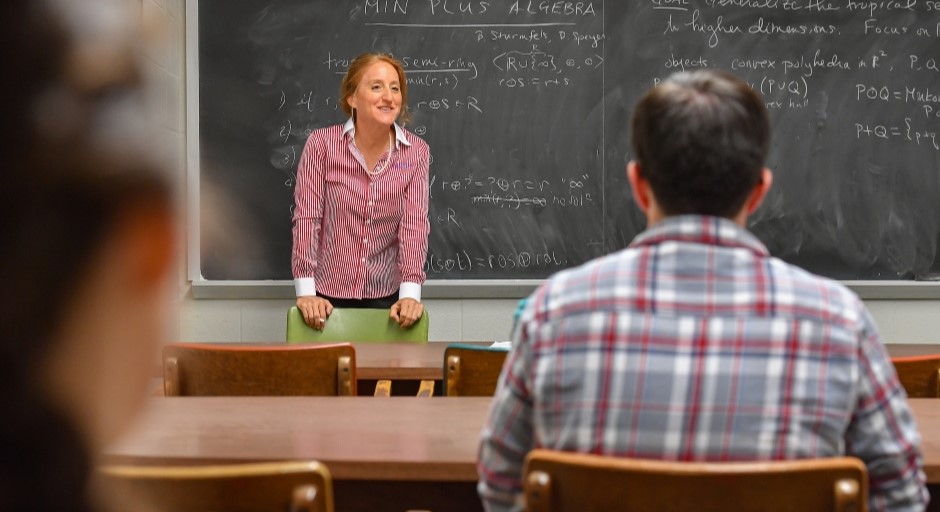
left=317, top=292, right=397, bottom=309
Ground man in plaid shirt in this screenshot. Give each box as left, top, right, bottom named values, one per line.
left=477, top=70, right=928, bottom=511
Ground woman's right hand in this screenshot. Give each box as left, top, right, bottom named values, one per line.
left=296, top=296, right=333, bottom=330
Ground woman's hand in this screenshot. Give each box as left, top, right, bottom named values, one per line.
left=297, top=296, right=333, bottom=330
left=390, top=298, right=424, bottom=328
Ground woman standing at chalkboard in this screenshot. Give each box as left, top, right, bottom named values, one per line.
left=292, top=53, right=430, bottom=331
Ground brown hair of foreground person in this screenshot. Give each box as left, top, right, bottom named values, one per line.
left=0, top=1, right=175, bottom=511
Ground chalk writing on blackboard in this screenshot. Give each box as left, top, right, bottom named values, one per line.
left=197, top=1, right=940, bottom=282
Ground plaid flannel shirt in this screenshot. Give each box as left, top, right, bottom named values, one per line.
left=478, top=215, right=928, bottom=512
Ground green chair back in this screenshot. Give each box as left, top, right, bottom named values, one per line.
left=286, top=306, right=429, bottom=344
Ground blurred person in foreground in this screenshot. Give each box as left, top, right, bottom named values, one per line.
left=477, top=70, right=928, bottom=511
left=0, top=1, right=175, bottom=510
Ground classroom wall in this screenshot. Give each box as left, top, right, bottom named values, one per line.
left=132, top=0, right=186, bottom=339
left=148, top=1, right=939, bottom=345
left=177, top=298, right=940, bottom=344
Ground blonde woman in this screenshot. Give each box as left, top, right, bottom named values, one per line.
left=292, top=53, right=430, bottom=330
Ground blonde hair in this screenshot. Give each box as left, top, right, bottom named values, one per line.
left=339, top=53, right=411, bottom=125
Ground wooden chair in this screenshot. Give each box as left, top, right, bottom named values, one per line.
left=286, top=306, right=430, bottom=396
left=443, top=343, right=509, bottom=396
left=97, top=461, right=334, bottom=512
left=523, top=450, right=868, bottom=512
left=892, top=355, right=940, bottom=398
left=162, top=343, right=355, bottom=396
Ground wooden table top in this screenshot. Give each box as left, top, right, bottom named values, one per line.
left=354, top=341, right=493, bottom=380
left=105, top=397, right=491, bottom=481
left=105, top=397, right=940, bottom=483
left=886, top=344, right=940, bottom=358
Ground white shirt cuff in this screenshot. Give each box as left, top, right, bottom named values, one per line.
left=295, top=278, right=317, bottom=297
left=399, top=282, right=421, bottom=302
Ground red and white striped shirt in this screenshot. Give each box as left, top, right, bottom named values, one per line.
left=291, top=119, right=430, bottom=301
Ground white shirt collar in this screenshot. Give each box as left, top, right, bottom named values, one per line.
left=342, top=118, right=411, bottom=147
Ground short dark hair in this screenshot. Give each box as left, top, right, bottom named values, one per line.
left=630, top=70, right=770, bottom=218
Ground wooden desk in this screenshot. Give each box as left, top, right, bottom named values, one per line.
left=354, top=341, right=492, bottom=380
left=108, top=397, right=487, bottom=479
left=888, top=343, right=940, bottom=358
left=105, top=397, right=939, bottom=489
left=106, top=397, right=490, bottom=512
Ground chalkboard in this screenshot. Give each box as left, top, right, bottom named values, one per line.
left=192, top=0, right=940, bottom=283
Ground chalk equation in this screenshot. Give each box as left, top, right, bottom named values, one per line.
left=855, top=118, right=940, bottom=151
left=425, top=249, right=568, bottom=274
left=856, top=83, right=940, bottom=119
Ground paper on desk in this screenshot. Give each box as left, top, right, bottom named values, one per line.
left=490, top=341, right=512, bottom=350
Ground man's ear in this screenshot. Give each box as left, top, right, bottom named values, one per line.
left=627, top=162, right=651, bottom=213
left=745, top=168, right=774, bottom=214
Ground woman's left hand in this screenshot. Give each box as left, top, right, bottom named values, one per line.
left=390, top=298, right=424, bottom=328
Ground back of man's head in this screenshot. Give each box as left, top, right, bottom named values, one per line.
left=631, top=70, right=771, bottom=218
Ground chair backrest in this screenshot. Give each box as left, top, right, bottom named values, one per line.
left=98, top=461, right=334, bottom=512
left=892, top=355, right=940, bottom=398
left=163, top=343, right=355, bottom=396
left=286, top=306, right=429, bottom=344
left=523, top=450, right=868, bottom=512
left=443, top=343, right=509, bottom=396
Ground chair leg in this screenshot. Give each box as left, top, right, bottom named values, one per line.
left=374, top=379, right=392, bottom=397
left=417, top=380, right=435, bottom=397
